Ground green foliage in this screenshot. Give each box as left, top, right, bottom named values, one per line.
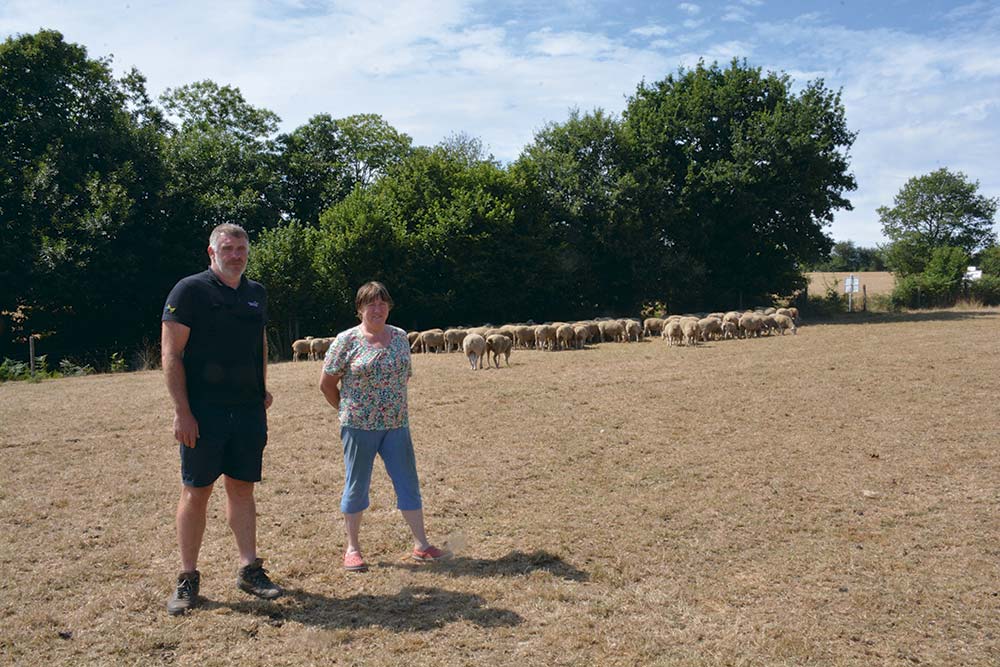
left=59, top=358, right=95, bottom=376
left=109, top=351, right=128, bottom=373
left=968, top=274, right=1000, bottom=306
left=621, top=59, right=856, bottom=310
left=923, top=246, right=969, bottom=282
left=879, top=168, right=998, bottom=273
left=810, top=240, right=886, bottom=271
left=977, top=245, right=1000, bottom=276
left=890, top=273, right=961, bottom=309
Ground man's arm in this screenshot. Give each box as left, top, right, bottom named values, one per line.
left=162, top=320, right=199, bottom=448
left=263, top=330, right=273, bottom=409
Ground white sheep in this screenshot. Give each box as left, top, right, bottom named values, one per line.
left=556, top=324, right=576, bottom=351
left=662, top=320, right=684, bottom=346
left=721, top=320, right=738, bottom=340
left=443, top=328, right=467, bottom=353
left=514, top=325, right=536, bottom=349
left=486, top=334, right=513, bottom=368
left=534, top=324, right=557, bottom=351
left=309, top=336, right=333, bottom=360
left=773, top=313, right=797, bottom=335
left=698, top=317, right=722, bottom=342
left=680, top=317, right=701, bottom=346
left=739, top=313, right=763, bottom=338
left=643, top=317, right=665, bottom=338
left=462, top=333, right=487, bottom=369
left=411, top=329, right=445, bottom=353
left=598, top=320, right=625, bottom=343
left=291, top=336, right=314, bottom=361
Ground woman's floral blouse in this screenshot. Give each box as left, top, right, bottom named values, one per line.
left=323, top=325, right=412, bottom=430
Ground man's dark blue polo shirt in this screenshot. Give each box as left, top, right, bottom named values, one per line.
left=162, top=269, right=268, bottom=406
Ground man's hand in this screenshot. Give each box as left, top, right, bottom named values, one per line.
left=174, top=409, right=199, bottom=448
left=264, top=390, right=274, bottom=410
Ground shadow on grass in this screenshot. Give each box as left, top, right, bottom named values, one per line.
left=802, top=309, right=999, bottom=326
left=379, top=549, right=590, bottom=581
left=209, top=585, right=523, bottom=631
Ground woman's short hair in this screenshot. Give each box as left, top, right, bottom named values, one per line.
left=355, top=281, right=394, bottom=314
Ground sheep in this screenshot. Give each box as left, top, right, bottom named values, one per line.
left=662, top=320, right=684, bottom=346
left=486, top=334, right=513, bottom=368
left=643, top=317, right=665, bottom=338
left=788, top=307, right=800, bottom=324
left=291, top=336, right=314, bottom=361
left=462, top=333, right=487, bottom=369
left=760, top=314, right=778, bottom=336
left=443, top=328, right=467, bottom=353
left=556, top=324, right=576, bottom=351
left=598, top=319, right=624, bottom=343
left=514, top=325, right=536, bottom=350
left=309, top=336, right=333, bottom=360
left=534, top=324, right=558, bottom=351
left=721, top=320, right=739, bottom=340
left=411, top=329, right=445, bottom=353
left=407, top=331, right=420, bottom=348
left=698, top=317, right=722, bottom=342
left=623, top=319, right=643, bottom=342
left=573, top=324, right=592, bottom=349
left=499, top=325, right=518, bottom=341
left=763, top=307, right=776, bottom=315
left=680, top=317, right=701, bottom=346
left=739, top=313, right=763, bottom=338
left=773, top=313, right=797, bottom=335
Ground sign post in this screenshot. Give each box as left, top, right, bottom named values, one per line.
left=844, top=274, right=860, bottom=312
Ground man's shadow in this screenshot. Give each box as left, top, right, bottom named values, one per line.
left=379, top=549, right=590, bottom=582
left=213, top=586, right=523, bottom=631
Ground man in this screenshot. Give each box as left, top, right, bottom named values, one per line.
left=161, top=223, right=282, bottom=615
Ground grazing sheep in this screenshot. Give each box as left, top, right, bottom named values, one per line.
left=411, top=329, right=445, bottom=353
left=443, top=328, right=467, bottom=353
left=721, top=320, right=739, bottom=340
left=623, top=319, right=643, bottom=342
left=534, top=324, right=558, bottom=351
left=739, top=313, right=763, bottom=338
left=643, top=317, right=665, bottom=338
left=680, top=317, right=701, bottom=346
left=788, top=307, right=800, bottom=324
left=292, top=336, right=314, bottom=361
left=486, top=334, right=513, bottom=368
left=662, top=320, right=684, bottom=346
left=760, top=314, right=778, bottom=336
left=462, top=333, right=487, bottom=369
left=309, top=336, right=332, bottom=360
left=773, top=313, right=797, bottom=335
left=407, top=331, right=420, bottom=348
left=556, top=324, right=576, bottom=351
left=764, top=307, right=776, bottom=315
left=698, top=317, right=722, bottom=342
left=514, top=325, right=536, bottom=350
left=499, top=325, right=518, bottom=341
left=598, top=320, right=625, bottom=343
left=573, top=324, right=592, bottom=349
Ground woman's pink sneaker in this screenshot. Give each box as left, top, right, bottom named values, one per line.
left=411, top=545, right=452, bottom=562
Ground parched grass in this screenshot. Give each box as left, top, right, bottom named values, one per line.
left=1, top=310, right=998, bottom=666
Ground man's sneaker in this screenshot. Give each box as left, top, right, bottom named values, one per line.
left=167, top=570, right=200, bottom=616
left=236, top=558, right=283, bottom=599
left=411, top=545, right=452, bottom=562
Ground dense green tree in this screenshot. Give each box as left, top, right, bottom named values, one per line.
left=622, top=59, right=856, bottom=310
left=160, top=80, right=283, bottom=239
left=513, top=109, right=638, bottom=315
left=977, top=245, right=1000, bottom=276
left=879, top=169, right=998, bottom=273
left=336, top=113, right=413, bottom=187
left=0, top=30, right=175, bottom=362
left=811, top=240, right=886, bottom=271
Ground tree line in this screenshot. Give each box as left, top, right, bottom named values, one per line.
left=3, top=29, right=862, bottom=364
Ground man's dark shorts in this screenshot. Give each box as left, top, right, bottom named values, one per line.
left=180, top=403, right=267, bottom=487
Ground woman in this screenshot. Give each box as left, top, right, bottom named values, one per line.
left=319, top=281, right=449, bottom=571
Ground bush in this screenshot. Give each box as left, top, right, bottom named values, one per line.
left=969, top=274, right=1000, bottom=305
left=890, top=273, right=961, bottom=309
left=0, top=355, right=63, bottom=382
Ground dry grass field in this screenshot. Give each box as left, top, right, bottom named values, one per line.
left=806, top=272, right=896, bottom=297
left=2, top=310, right=998, bottom=667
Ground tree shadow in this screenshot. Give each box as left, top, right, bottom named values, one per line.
left=205, top=585, right=523, bottom=631
left=379, top=549, right=590, bottom=582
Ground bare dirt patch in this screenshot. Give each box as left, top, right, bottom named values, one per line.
left=1, top=310, right=998, bottom=666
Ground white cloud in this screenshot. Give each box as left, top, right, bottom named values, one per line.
left=678, top=3, right=701, bottom=15
left=632, top=24, right=670, bottom=37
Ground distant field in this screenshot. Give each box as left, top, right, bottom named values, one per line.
left=2, top=309, right=998, bottom=666
left=806, top=271, right=895, bottom=296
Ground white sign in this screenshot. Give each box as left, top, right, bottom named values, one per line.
left=844, top=275, right=860, bottom=293
left=965, top=267, right=983, bottom=281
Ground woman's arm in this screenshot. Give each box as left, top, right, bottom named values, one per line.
left=319, top=369, right=342, bottom=410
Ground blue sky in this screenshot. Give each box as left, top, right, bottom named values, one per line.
left=3, top=0, right=998, bottom=246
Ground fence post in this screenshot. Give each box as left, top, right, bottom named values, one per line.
left=862, top=285, right=867, bottom=312
left=29, top=335, right=35, bottom=376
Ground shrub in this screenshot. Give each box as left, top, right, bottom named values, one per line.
left=968, top=274, right=1000, bottom=305
left=890, top=273, right=961, bottom=309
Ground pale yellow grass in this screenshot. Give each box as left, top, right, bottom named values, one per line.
left=806, top=272, right=895, bottom=296
left=1, top=310, right=998, bottom=666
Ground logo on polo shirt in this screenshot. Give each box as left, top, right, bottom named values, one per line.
left=164, top=304, right=176, bottom=314
left=248, top=301, right=260, bottom=308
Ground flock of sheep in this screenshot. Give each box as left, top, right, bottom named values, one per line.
left=290, top=307, right=799, bottom=370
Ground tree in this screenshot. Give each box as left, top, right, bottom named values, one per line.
left=978, top=245, right=1000, bottom=276
left=811, top=240, right=886, bottom=271
left=160, top=80, right=283, bottom=238
left=622, top=59, right=857, bottom=310
left=0, top=30, right=175, bottom=362
left=879, top=168, right=998, bottom=276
